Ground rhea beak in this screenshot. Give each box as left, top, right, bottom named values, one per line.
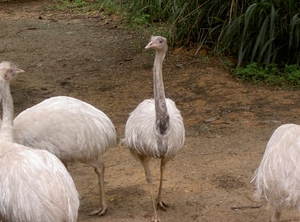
left=145, top=41, right=154, bottom=49
left=15, top=68, right=25, bottom=74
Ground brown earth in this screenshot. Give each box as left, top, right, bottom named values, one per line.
left=1, top=1, right=300, bottom=221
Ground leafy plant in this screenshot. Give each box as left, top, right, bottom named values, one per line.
left=125, top=0, right=182, bottom=23
left=127, top=1, right=300, bottom=68
left=132, top=14, right=151, bottom=25
left=232, top=62, right=300, bottom=88
left=221, top=1, right=300, bottom=68
left=284, top=64, right=300, bottom=85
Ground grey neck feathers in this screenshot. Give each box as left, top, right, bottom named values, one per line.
left=0, top=80, right=14, bottom=142
left=153, top=50, right=169, bottom=135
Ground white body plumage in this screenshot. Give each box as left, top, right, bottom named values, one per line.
left=13, top=95, right=116, bottom=216
left=0, top=143, right=80, bottom=222
left=124, top=98, right=185, bottom=159
left=0, top=61, right=79, bottom=222
left=253, top=123, right=300, bottom=221
left=14, top=96, right=116, bottom=163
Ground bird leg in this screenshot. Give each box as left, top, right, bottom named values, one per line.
left=156, top=157, right=169, bottom=211
left=139, top=155, right=160, bottom=222
left=88, top=160, right=108, bottom=216
left=271, top=208, right=281, bottom=222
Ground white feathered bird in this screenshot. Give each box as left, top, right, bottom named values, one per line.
left=13, top=94, right=116, bottom=216
left=0, top=61, right=80, bottom=222
left=252, top=123, right=300, bottom=222
left=122, top=36, right=185, bottom=222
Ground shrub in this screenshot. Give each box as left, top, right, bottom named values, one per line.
left=126, top=0, right=300, bottom=68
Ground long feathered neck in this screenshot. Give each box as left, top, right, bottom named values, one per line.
left=153, top=50, right=169, bottom=135
left=0, top=79, right=14, bottom=142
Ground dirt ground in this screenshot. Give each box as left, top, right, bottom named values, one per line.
left=1, top=1, right=300, bottom=221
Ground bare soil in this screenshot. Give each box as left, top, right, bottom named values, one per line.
left=1, top=1, right=300, bottom=221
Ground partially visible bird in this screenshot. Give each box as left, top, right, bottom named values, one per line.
left=13, top=95, right=117, bottom=216
left=0, top=61, right=80, bottom=222
left=122, top=36, right=185, bottom=222
left=252, top=123, right=300, bottom=222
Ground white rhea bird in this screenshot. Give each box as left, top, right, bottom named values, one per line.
left=0, top=61, right=80, bottom=222
left=252, top=123, right=300, bottom=222
left=122, top=36, right=185, bottom=222
left=13, top=96, right=116, bottom=215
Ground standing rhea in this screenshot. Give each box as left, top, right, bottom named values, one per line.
left=252, top=123, right=300, bottom=222
left=0, top=61, right=80, bottom=222
left=122, top=36, right=185, bottom=222
left=13, top=94, right=116, bottom=216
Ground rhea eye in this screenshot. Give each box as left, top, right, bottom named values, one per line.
left=159, top=40, right=162, bottom=43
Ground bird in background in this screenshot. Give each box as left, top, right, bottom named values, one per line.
left=0, top=61, right=80, bottom=222
left=122, top=36, right=185, bottom=222
left=13, top=94, right=117, bottom=216
left=252, top=123, right=300, bottom=222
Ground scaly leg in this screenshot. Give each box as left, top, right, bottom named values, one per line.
left=88, top=160, right=108, bottom=216
left=139, top=155, right=160, bottom=222
left=271, top=207, right=281, bottom=222
left=157, top=157, right=169, bottom=211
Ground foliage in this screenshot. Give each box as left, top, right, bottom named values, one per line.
left=220, top=1, right=300, bottom=68
left=284, top=64, right=300, bottom=85
left=232, top=63, right=300, bottom=88
left=46, top=0, right=300, bottom=86
left=124, top=0, right=181, bottom=23
left=132, top=13, right=150, bottom=25
left=125, top=0, right=300, bottom=69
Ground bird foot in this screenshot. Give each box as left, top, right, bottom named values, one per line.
left=151, top=217, right=161, bottom=222
left=88, top=206, right=108, bottom=216
left=157, top=200, right=169, bottom=211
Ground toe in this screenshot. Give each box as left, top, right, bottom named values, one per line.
left=157, top=201, right=169, bottom=211
left=88, top=207, right=107, bottom=216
